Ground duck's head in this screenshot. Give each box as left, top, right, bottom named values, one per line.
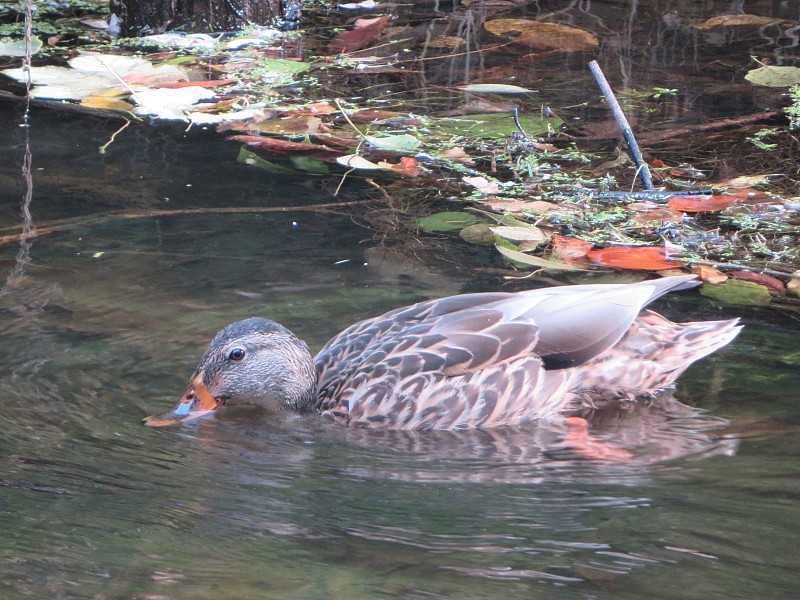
left=144, top=318, right=317, bottom=426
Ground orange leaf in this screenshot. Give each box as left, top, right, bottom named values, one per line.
left=552, top=235, right=592, bottom=260
left=691, top=264, right=728, bottom=284
left=587, top=246, right=683, bottom=271
left=667, top=195, right=739, bottom=213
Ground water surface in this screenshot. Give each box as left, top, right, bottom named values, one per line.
left=2, top=29, right=800, bottom=600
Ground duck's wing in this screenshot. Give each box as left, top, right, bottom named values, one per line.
left=313, top=276, right=701, bottom=428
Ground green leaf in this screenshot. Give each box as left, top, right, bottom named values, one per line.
left=261, top=57, right=312, bottom=75
left=237, top=147, right=300, bottom=175
left=459, top=223, right=495, bottom=245
left=495, top=245, right=588, bottom=271
left=365, top=134, right=421, bottom=151
left=0, top=36, right=42, bottom=57
left=417, top=211, right=479, bottom=232
left=744, top=66, right=800, bottom=88
left=490, top=225, right=548, bottom=244
left=700, top=279, right=772, bottom=306
left=290, top=156, right=330, bottom=174
left=431, top=113, right=562, bottom=139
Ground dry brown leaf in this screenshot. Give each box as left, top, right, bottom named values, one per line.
left=691, top=264, right=728, bottom=284
left=484, top=19, right=599, bottom=53
left=728, top=271, right=785, bottom=295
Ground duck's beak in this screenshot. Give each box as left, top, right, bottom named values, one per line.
left=143, top=371, right=222, bottom=427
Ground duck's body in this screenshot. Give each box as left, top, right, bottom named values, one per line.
left=144, top=275, right=741, bottom=430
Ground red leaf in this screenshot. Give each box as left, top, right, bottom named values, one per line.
left=587, top=246, right=683, bottom=271
left=228, top=135, right=342, bottom=154
left=328, top=15, right=391, bottom=53
left=729, top=271, right=785, bottom=295
left=667, top=195, right=738, bottom=213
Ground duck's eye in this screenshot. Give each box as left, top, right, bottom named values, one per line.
left=228, top=348, right=246, bottom=361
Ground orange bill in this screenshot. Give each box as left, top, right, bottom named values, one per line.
left=143, top=371, right=221, bottom=427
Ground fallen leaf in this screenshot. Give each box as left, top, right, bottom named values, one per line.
left=133, top=87, right=216, bottom=120
left=716, top=174, right=776, bottom=188
left=744, top=66, right=800, bottom=88
left=80, top=96, right=135, bottom=111
left=456, top=83, right=535, bottom=94
left=229, top=135, right=342, bottom=154
left=700, top=279, right=772, bottom=306
left=552, top=235, right=592, bottom=260
left=691, top=264, right=728, bottom=284
left=787, top=271, right=800, bottom=297
left=364, top=133, right=421, bottom=151
left=490, top=226, right=548, bottom=244
left=425, top=35, right=464, bottom=49
left=339, top=0, right=376, bottom=8
left=459, top=224, right=496, bottom=246
left=587, top=246, right=683, bottom=271
left=495, top=245, right=588, bottom=271
left=484, top=19, right=599, bottom=53
left=728, top=271, right=785, bottom=295
left=667, top=195, right=739, bottom=213
left=417, top=211, right=480, bottom=232
left=463, top=176, right=502, bottom=195
left=328, top=15, right=391, bottom=53
left=441, top=147, right=474, bottom=164
left=695, top=14, right=783, bottom=29
left=632, top=207, right=684, bottom=223
left=336, top=154, right=383, bottom=169
left=377, top=156, right=422, bottom=176
left=155, top=79, right=235, bottom=89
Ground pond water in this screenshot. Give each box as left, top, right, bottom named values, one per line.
left=3, top=2, right=800, bottom=593
left=1, top=108, right=798, bottom=600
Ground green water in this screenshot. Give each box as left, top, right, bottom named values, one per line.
left=1, top=109, right=798, bottom=600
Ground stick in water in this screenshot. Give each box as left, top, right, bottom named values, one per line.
left=588, top=60, right=653, bottom=190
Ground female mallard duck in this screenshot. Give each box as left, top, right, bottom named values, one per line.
left=144, top=274, right=740, bottom=430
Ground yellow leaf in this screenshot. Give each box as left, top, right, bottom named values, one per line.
left=484, top=19, right=598, bottom=53
left=80, top=96, right=135, bottom=111
left=695, top=14, right=782, bottom=29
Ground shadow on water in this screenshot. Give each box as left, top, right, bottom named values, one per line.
left=3, top=12, right=800, bottom=596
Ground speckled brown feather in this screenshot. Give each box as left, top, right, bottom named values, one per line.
left=313, top=275, right=741, bottom=429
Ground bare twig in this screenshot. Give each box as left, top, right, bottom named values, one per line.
left=588, top=60, right=653, bottom=190
left=0, top=200, right=375, bottom=246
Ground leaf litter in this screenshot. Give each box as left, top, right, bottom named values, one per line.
left=2, top=1, right=800, bottom=306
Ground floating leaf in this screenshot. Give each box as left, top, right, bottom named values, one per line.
left=700, top=279, right=772, bottom=306
left=695, top=14, right=783, bottom=29
left=690, top=264, right=728, bottom=285
left=484, top=19, right=599, bottom=53
left=339, top=0, right=376, bottom=8
left=459, top=224, right=496, bottom=246
left=744, top=66, right=800, bottom=88
left=0, top=36, right=42, bottom=57
left=80, top=96, right=135, bottom=111
left=587, top=246, right=683, bottom=271
left=432, top=112, right=562, bottom=139
left=365, top=133, right=421, bottom=151
left=667, top=195, right=739, bottom=213
left=425, top=35, right=464, bottom=49
left=729, top=271, right=785, bottom=295
left=787, top=271, right=800, bottom=297
left=337, top=154, right=382, bottom=169
left=417, top=212, right=479, bottom=232
left=237, top=147, right=300, bottom=175
left=260, top=57, right=312, bottom=75
left=490, top=226, right=548, bottom=244
left=290, top=156, right=330, bottom=174
left=462, top=176, right=501, bottom=195
left=456, top=84, right=535, bottom=94
left=552, top=235, right=592, bottom=260
left=495, top=245, right=589, bottom=271
left=229, top=134, right=341, bottom=155
left=328, top=15, right=390, bottom=53
left=133, top=87, right=216, bottom=120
